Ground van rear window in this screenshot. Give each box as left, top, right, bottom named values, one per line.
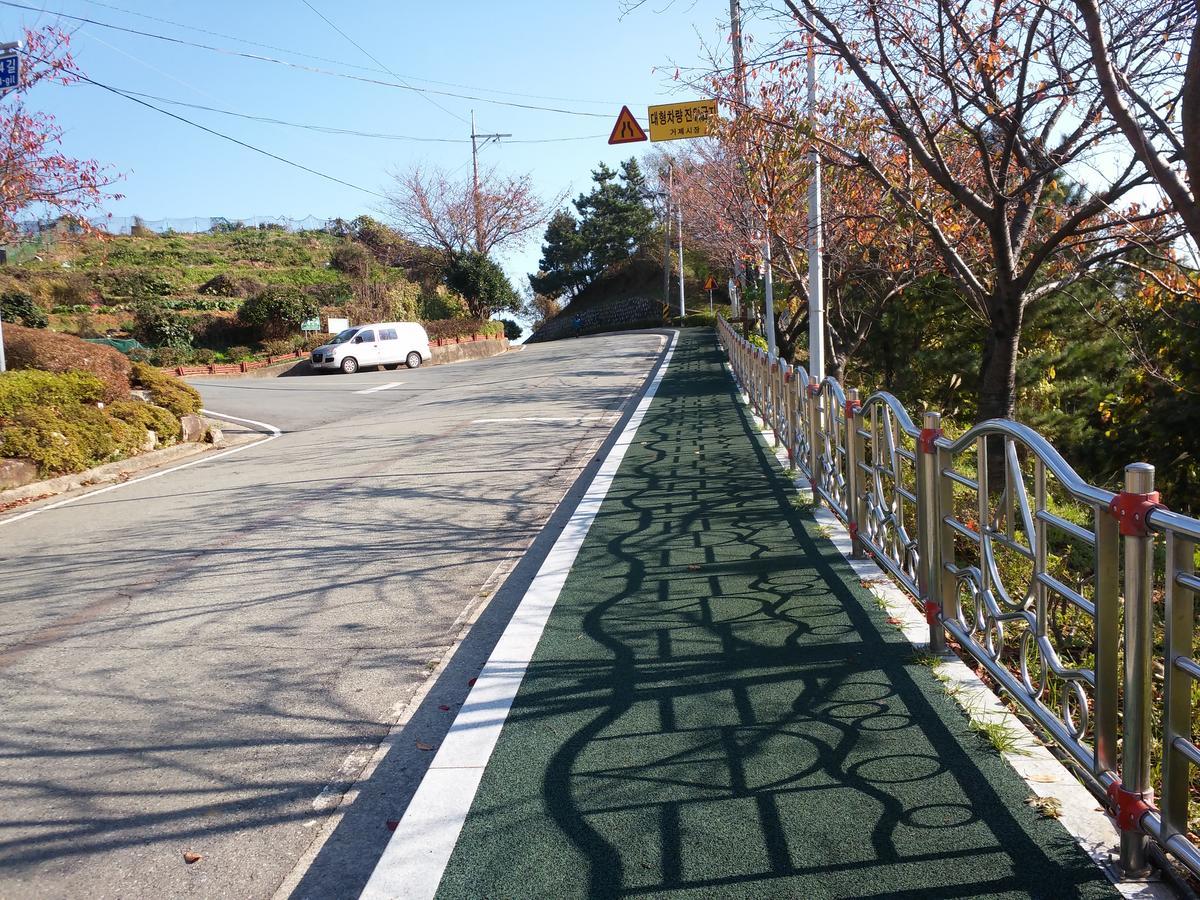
left=379, top=328, right=398, bottom=341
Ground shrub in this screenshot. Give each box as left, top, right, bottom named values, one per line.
left=419, top=286, right=470, bottom=320
left=127, top=347, right=152, bottom=363
left=198, top=273, right=265, bottom=298
left=423, top=318, right=504, bottom=341
left=132, top=302, right=193, bottom=348
left=238, top=287, right=318, bottom=339
left=329, top=241, right=372, bottom=279
left=1, top=323, right=132, bottom=402
left=192, top=348, right=216, bottom=365
left=48, top=274, right=94, bottom=306
left=106, top=399, right=181, bottom=443
left=261, top=338, right=296, bottom=357
left=130, top=362, right=202, bottom=417
left=149, top=346, right=192, bottom=368
left=226, top=345, right=255, bottom=361
left=190, top=313, right=256, bottom=350
left=1, top=291, right=48, bottom=328
left=0, top=405, right=142, bottom=476
left=444, top=251, right=519, bottom=318
left=747, top=333, right=768, bottom=351
left=500, top=318, right=523, bottom=340
left=0, top=370, right=105, bottom=418
left=672, top=312, right=717, bottom=328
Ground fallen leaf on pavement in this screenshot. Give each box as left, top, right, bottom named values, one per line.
left=438, top=705, right=451, bottom=711
left=182, top=851, right=202, bottom=864
left=1027, top=774, right=1058, bottom=783
left=467, top=677, right=477, bottom=686
left=386, top=819, right=400, bottom=832
left=416, top=741, right=436, bottom=751
left=1024, top=795, right=1062, bottom=818
left=687, top=564, right=702, bottom=571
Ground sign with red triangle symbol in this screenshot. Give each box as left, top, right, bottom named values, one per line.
left=608, top=106, right=648, bottom=145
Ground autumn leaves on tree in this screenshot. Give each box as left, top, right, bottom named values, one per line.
left=0, top=27, right=119, bottom=241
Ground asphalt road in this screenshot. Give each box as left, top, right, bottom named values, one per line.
left=0, top=332, right=669, bottom=900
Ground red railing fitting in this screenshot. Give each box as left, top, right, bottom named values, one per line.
left=1108, top=490, right=1165, bottom=538
left=845, top=399, right=862, bottom=419
left=808, top=477, right=817, bottom=493
left=924, top=600, right=941, bottom=624
left=1106, top=782, right=1155, bottom=831
left=783, top=369, right=791, bottom=383
left=918, top=426, right=943, bottom=454
left=848, top=521, right=859, bottom=542
left=807, top=383, right=821, bottom=397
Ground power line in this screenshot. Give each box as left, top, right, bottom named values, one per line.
left=107, top=86, right=606, bottom=143
left=77, top=0, right=621, bottom=106
left=0, top=1, right=618, bottom=118
left=298, top=0, right=467, bottom=125
left=20, top=51, right=388, bottom=198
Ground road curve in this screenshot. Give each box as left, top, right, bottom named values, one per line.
left=0, top=333, right=668, bottom=899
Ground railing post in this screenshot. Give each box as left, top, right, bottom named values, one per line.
left=770, top=358, right=781, bottom=447
left=1113, top=462, right=1157, bottom=877
left=807, top=376, right=821, bottom=500
left=844, top=388, right=865, bottom=558
left=917, top=411, right=947, bottom=652
left=1161, top=524, right=1195, bottom=848
left=784, top=368, right=797, bottom=471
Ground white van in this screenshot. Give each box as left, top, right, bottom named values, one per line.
left=310, top=322, right=432, bottom=374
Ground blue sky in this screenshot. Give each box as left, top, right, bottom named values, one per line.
left=2, top=0, right=732, bottom=285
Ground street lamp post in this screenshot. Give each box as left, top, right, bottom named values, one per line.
left=0, top=40, right=21, bottom=374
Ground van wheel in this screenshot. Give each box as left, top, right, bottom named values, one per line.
left=383, top=363, right=400, bottom=370
left=340, top=357, right=359, bottom=374
left=405, top=352, right=422, bottom=369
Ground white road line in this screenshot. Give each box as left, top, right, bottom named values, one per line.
left=0, top=409, right=281, bottom=526
left=469, top=416, right=615, bottom=424
left=359, top=331, right=679, bottom=900
left=355, top=382, right=403, bottom=395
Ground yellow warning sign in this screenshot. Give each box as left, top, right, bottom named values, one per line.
left=608, top=106, right=648, bottom=145
left=703, top=275, right=717, bottom=291
left=648, top=99, right=718, bottom=142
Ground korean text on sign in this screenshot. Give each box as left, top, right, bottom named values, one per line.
left=647, top=100, right=719, bottom=142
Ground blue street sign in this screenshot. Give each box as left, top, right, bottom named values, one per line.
left=0, top=55, right=18, bottom=91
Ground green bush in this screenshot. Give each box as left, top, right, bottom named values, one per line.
left=673, top=312, right=717, bottom=328
left=130, top=362, right=202, bottom=417
left=132, top=302, right=193, bottom=348
left=500, top=318, right=523, bottom=340
left=238, top=287, right=318, bottom=339
left=226, top=345, right=255, bottom=361
left=419, top=285, right=470, bottom=320
left=149, top=346, right=193, bottom=368
left=192, top=348, right=216, bottom=364
left=2, top=323, right=132, bottom=402
left=0, top=370, right=105, bottom=418
left=747, top=333, right=768, bottom=351
left=423, top=318, right=504, bottom=341
left=1, top=291, right=48, bottom=328
left=261, top=339, right=296, bottom=357
left=106, top=399, right=181, bottom=443
left=198, top=272, right=265, bottom=298
left=0, top=405, right=142, bottom=476
left=329, top=241, right=372, bottom=279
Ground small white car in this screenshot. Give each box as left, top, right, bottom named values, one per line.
left=310, top=322, right=432, bottom=374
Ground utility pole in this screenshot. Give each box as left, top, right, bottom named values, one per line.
left=664, top=169, right=673, bottom=315
left=807, top=33, right=825, bottom=381
left=729, top=0, right=749, bottom=302
left=0, top=39, right=20, bottom=374
left=469, top=110, right=510, bottom=254
left=677, top=201, right=685, bottom=317
left=763, top=215, right=776, bottom=357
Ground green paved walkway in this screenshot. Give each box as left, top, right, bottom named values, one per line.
left=436, top=330, right=1117, bottom=899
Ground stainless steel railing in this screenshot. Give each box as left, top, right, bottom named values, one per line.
left=717, top=315, right=1200, bottom=880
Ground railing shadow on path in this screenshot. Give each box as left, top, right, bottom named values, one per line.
left=432, top=333, right=1114, bottom=899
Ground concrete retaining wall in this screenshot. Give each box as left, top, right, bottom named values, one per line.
left=527, top=294, right=663, bottom=343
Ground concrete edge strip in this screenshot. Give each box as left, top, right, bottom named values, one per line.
left=0, top=409, right=281, bottom=527
left=720, top=359, right=1170, bottom=899
left=359, top=331, right=679, bottom=900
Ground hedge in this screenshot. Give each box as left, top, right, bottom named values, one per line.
left=0, top=405, right=144, bottom=476
left=130, top=362, right=202, bottom=417
left=1, top=323, right=132, bottom=402
left=0, top=370, right=105, bottom=418
left=423, top=318, right=505, bottom=341
left=106, top=399, right=182, bottom=442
